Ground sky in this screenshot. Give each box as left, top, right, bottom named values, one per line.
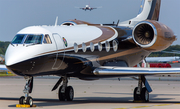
left=0, top=0, right=180, bottom=45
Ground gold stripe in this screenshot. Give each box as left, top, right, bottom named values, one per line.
left=95, top=47, right=142, bottom=61
left=74, top=47, right=141, bottom=64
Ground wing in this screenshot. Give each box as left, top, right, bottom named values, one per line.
left=93, top=66, right=180, bottom=76
left=91, top=8, right=97, bottom=9
left=80, top=8, right=85, bottom=10
left=0, top=65, right=8, bottom=71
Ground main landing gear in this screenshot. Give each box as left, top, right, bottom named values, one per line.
left=19, top=76, right=34, bottom=107
left=133, top=75, right=152, bottom=102
left=52, top=76, right=74, bottom=101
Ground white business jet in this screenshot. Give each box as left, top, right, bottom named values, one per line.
left=4, top=0, right=180, bottom=107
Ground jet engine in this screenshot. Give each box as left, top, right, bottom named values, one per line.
left=132, top=20, right=176, bottom=52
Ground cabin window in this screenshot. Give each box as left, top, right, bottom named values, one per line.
left=62, top=23, right=74, bottom=26
left=11, top=34, right=25, bottom=44
left=24, top=35, right=43, bottom=44
left=43, top=34, right=52, bottom=44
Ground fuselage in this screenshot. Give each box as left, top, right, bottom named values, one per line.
left=5, top=21, right=151, bottom=78
left=5, top=17, right=176, bottom=79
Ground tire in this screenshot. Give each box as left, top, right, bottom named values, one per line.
left=58, top=86, right=66, bottom=101
left=66, top=86, right=74, bottom=101
left=141, top=87, right=149, bottom=102
left=133, top=87, right=141, bottom=101
left=26, top=96, right=33, bottom=107
left=19, top=96, right=25, bottom=104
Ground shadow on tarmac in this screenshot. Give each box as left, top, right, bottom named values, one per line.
left=0, top=94, right=179, bottom=107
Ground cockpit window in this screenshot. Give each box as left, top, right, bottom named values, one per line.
left=43, top=34, right=52, bottom=44
left=11, top=34, right=25, bottom=44
left=24, top=35, right=43, bottom=44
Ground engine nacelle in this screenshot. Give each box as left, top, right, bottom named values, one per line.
left=132, top=20, right=176, bottom=52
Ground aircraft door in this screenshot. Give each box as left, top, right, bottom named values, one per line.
left=52, top=33, right=65, bottom=69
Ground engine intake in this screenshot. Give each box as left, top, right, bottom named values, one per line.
left=132, top=20, right=176, bottom=52
left=133, top=21, right=157, bottom=48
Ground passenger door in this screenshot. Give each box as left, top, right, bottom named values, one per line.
left=52, top=33, right=65, bottom=69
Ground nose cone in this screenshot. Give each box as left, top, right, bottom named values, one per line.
left=5, top=44, right=44, bottom=76
left=5, top=45, right=25, bottom=66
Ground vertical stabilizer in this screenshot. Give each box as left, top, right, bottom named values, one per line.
left=147, top=0, right=161, bottom=21
left=119, top=0, right=161, bottom=27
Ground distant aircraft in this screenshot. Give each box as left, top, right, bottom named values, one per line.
left=77, top=5, right=101, bottom=11
left=146, top=56, right=180, bottom=63
left=4, top=0, right=180, bottom=107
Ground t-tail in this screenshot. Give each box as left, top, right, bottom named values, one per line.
left=119, top=0, right=161, bottom=27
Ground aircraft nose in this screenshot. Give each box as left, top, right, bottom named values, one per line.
left=5, top=45, right=24, bottom=66
left=5, top=46, right=39, bottom=75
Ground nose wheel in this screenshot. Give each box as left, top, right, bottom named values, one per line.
left=19, top=96, right=33, bottom=106
left=19, top=77, right=34, bottom=107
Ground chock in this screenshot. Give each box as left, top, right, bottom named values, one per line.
left=16, top=104, right=36, bottom=108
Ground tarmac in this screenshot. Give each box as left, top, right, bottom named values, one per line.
left=0, top=76, right=180, bottom=109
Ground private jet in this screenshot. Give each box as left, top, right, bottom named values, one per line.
left=5, top=0, right=180, bottom=107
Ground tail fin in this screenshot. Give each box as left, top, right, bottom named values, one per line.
left=143, top=0, right=161, bottom=21
left=119, top=0, right=161, bottom=27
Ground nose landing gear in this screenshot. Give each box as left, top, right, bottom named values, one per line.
left=19, top=76, right=34, bottom=107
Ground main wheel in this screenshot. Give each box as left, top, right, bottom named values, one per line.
left=26, top=96, right=33, bottom=107
left=19, top=96, right=25, bottom=104
left=66, top=86, right=74, bottom=101
left=133, top=87, right=141, bottom=101
left=58, top=86, right=66, bottom=101
left=141, top=87, right=149, bottom=102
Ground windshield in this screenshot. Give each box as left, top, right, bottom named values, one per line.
left=24, top=35, right=43, bottom=44
left=11, top=34, right=25, bottom=44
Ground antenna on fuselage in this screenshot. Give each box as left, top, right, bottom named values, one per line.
left=55, top=16, right=58, bottom=26
left=116, top=20, right=119, bottom=27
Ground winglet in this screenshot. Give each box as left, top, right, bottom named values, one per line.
left=55, top=16, right=58, bottom=26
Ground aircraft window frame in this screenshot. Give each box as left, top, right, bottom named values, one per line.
left=43, top=34, right=52, bottom=44
left=11, top=34, right=27, bottom=44
left=24, top=34, right=43, bottom=44
left=60, top=21, right=77, bottom=26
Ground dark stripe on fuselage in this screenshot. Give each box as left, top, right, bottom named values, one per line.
left=147, top=0, right=159, bottom=20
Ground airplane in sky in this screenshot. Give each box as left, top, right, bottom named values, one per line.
left=77, top=4, right=101, bottom=11
left=4, top=0, right=180, bottom=107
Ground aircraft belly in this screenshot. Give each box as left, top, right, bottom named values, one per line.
left=60, top=47, right=151, bottom=80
